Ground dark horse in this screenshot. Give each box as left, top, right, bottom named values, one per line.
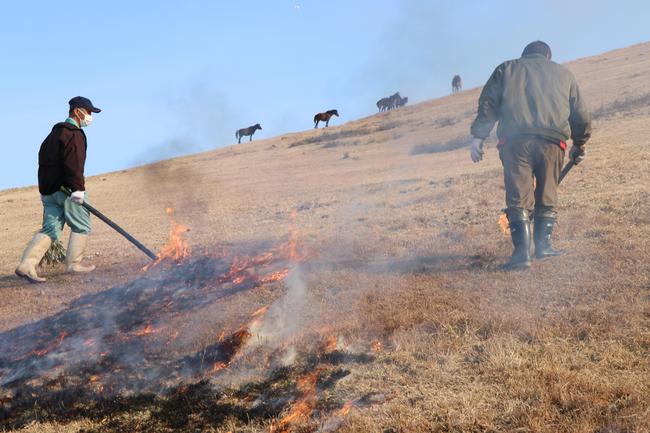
left=236, top=123, right=262, bottom=143
left=376, top=96, right=392, bottom=112
left=377, top=92, right=404, bottom=112
left=452, top=75, right=462, bottom=93
left=314, top=109, right=339, bottom=128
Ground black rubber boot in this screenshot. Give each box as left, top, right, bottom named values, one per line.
left=534, top=215, right=563, bottom=259
left=503, top=209, right=532, bottom=271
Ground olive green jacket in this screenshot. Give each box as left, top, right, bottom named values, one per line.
left=471, top=53, right=591, bottom=146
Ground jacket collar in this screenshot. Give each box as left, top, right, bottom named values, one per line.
left=53, top=121, right=81, bottom=131
left=52, top=122, right=87, bottom=139
left=522, top=53, right=549, bottom=60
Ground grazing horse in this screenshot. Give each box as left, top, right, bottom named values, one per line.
left=236, top=123, right=262, bottom=143
left=314, top=109, right=339, bottom=128
left=452, top=75, right=462, bottom=93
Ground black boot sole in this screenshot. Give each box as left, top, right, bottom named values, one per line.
left=535, top=250, right=564, bottom=259
left=501, top=261, right=532, bottom=271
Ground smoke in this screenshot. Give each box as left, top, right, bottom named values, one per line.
left=127, top=82, right=244, bottom=239
left=132, top=82, right=239, bottom=167
left=249, top=264, right=309, bottom=347
left=168, top=82, right=239, bottom=149
left=133, top=137, right=202, bottom=165
left=353, top=0, right=615, bottom=107
left=350, top=2, right=469, bottom=107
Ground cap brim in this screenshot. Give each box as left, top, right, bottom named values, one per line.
left=90, top=107, right=101, bottom=113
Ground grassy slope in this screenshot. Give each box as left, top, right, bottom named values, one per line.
left=1, top=43, right=649, bottom=432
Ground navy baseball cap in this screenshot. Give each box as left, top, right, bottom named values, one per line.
left=69, top=96, right=101, bottom=113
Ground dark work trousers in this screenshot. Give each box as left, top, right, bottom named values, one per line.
left=498, top=135, right=565, bottom=215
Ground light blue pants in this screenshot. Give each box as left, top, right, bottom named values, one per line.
left=40, top=191, right=92, bottom=241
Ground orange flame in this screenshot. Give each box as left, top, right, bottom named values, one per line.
left=260, top=269, right=290, bottom=284
left=145, top=208, right=190, bottom=270
left=371, top=341, right=383, bottom=353
left=165, top=330, right=180, bottom=346
left=269, top=370, right=320, bottom=433
left=337, top=401, right=354, bottom=416
left=232, top=275, right=247, bottom=285
left=252, top=306, right=270, bottom=318
left=134, top=323, right=163, bottom=337
left=498, top=213, right=510, bottom=235
left=205, top=307, right=270, bottom=376
left=32, top=331, right=68, bottom=357
left=282, top=209, right=309, bottom=262
left=321, top=335, right=338, bottom=354
left=211, top=362, right=227, bottom=373
left=159, top=208, right=190, bottom=260
left=248, top=306, right=270, bottom=330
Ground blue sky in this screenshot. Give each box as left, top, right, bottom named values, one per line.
left=1, top=0, right=648, bottom=190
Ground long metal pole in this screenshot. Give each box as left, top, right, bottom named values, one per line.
left=558, top=161, right=575, bottom=184
left=61, top=189, right=157, bottom=261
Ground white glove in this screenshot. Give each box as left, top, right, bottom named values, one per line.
left=470, top=138, right=485, bottom=163
left=70, top=191, right=85, bottom=204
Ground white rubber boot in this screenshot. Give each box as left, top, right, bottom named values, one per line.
left=15, top=233, right=52, bottom=283
left=65, top=233, right=96, bottom=273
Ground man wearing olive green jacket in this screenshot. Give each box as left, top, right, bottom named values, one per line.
left=469, top=41, right=592, bottom=270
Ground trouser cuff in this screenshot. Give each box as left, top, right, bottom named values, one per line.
left=506, top=207, right=530, bottom=222
left=534, top=207, right=557, bottom=220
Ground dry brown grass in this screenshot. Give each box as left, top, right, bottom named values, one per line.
left=1, top=43, right=649, bottom=432
left=410, top=136, right=470, bottom=155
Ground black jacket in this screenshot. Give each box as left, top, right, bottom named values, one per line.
left=38, top=122, right=87, bottom=195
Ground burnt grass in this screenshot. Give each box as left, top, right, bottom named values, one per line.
left=410, top=136, right=470, bottom=155
left=592, top=92, right=650, bottom=119
left=0, top=247, right=294, bottom=430
left=288, top=121, right=403, bottom=149
left=0, top=354, right=367, bottom=432
left=0, top=255, right=264, bottom=395
left=0, top=244, right=377, bottom=432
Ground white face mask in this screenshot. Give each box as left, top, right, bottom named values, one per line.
left=78, top=110, right=93, bottom=127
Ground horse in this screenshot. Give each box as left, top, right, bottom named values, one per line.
left=314, top=109, right=339, bottom=128
left=377, top=92, right=406, bottom=111
left=376, top=97, right=391, bottom=112
left=452, top=75, right=462, bottom=93
left=235, top=123, right=262, bottom=144
left=377, top=92, right=401, bottom=112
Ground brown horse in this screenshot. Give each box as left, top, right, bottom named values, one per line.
left=452, top=75, right=462, bottom=93
left=236, top=123, right=262, bottom=143
left=314, top=109, right=339, bottom=128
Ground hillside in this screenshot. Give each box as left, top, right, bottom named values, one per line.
left=0, top=43, right=649, bottom=433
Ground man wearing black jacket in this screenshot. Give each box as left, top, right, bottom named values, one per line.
left=15, top=96, right=101, bottom=283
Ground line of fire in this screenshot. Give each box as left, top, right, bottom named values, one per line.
left=0, top=208, right=385, bottom=432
